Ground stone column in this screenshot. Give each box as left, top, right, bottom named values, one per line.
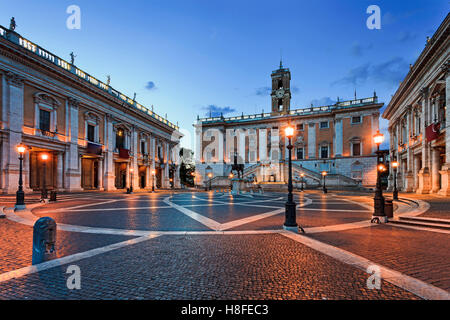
left=65, top=98, right=82, bottom=191
left=56, top=151, right=64, bottom=191
left=103, top=114, right=116, bottom=191
left=23, top=150, right=33, bottom=193
left=431, top=147, right=441, bottom=193
left=307, top=123, right=316, bottom=159
left=438, top=62, right=450, bottom=195
left=150, top=135, right=156, bottom=189
left=335, top=118, right=343, bottom=156
left=164, top=141, right=170, bottom=188
left=404, top=108, right=414, bottom=192
left=98, top=158, right=104, bottom=191
left=413, top=155, right=420, bottom=191
left=131, top=127, right=139, bottom=190
left=2, top=72, right=24, bottom=194
left=258, top=128, right=267, bottom=162
left=195, top=126, right=202, bottom=163
left=417, top=88, right=431, bottom=194
left=238, top=129, right=246, bottom=164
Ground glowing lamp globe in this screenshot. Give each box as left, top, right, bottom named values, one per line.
left=373, top=130, right=384, bottom=146
left=285, top=126, right=294, bottom=138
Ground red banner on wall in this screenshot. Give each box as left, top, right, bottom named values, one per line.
left=119, top=148, right=130, bottom=159
left=425, top=123, right=441, bottom=142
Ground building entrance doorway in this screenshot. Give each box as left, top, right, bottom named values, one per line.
left=139, top=166, right=146, bottom=189
left=115, top=162, right=127, bottom=189
left=81, top=158, right=99, bottom=190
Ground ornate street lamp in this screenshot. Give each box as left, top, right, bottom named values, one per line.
left=300, top=173, right=305, bottom=192
left=207, top=172, right=213, bottom=191
left=372, top=130, right=386, bottom=222
left=284, top=126, right=303, bottom=233
left=41, top=153, right=49, bottom=201
left=151, top=169, right=156, bottom=192
left=322, top=171, right=328, bottom=194
left=15, top=144, right=26, bottom=210
left=392, top=159, right=399, bottom=201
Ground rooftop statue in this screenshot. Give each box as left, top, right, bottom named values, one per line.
left=70, top=52, right=76, bottom=65
left=9, top=17, right=16, bottom=31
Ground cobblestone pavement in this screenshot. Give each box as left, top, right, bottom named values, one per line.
left=0, top=234, right=418, bottom=300
left=0, top=190, right=448, bottom=300
left=0, top=218, right=136, bottom=274
left=309, top=225, right=450, bottom=291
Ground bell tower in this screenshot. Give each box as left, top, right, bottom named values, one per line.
left=271, top=60, right=291, bottom=115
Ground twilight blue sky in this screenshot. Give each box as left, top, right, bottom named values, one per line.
left=0, top=0, right=448, bottom=149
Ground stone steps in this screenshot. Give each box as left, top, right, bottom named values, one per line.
left=389, top=216, right=450, bottom=230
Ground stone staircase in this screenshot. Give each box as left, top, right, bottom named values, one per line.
left=389, top=216, right=450, bottom=231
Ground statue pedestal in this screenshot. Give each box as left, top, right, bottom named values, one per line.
left=231, top=179, right=245, bottom=195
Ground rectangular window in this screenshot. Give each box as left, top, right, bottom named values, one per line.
left=351, top=116, right=362, bottom=124
left=352, top=143, right=361, bottom=156
left=320, top=121, right=329, bottom=129
left=296, top=148, right=304, bottom=160
left=141, top=141, right=146, bottom=154
left=116, top=129, right=125, bottom=149
left=39, top=109, right=51, bottom=132
left=87, top=124, right=95, bottom=142
left=320, top=146, right=329, bottom=159
left=296, top=123, right=304, bottom=131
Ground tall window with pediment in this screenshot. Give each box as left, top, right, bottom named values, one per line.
left=85, top=112, right=100, bottom=143
left=116, top=128, right=125, bottom=149
left=34, top=92, right=60, bottom=135
left=296, top=147, right=304, bottom=160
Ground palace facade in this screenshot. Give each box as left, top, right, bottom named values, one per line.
left=383, top=13, right=450, bottom=195
left=194, top=63, right=383, bottom=189
left=0, top=24, right=182, bottom=194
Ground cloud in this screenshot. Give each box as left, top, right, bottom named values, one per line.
left=145, top=81, right=156, bottom=90
left=310, top=97, right=336, bottom=107
left=350, top=42, right=373, bottom=57
left=398, top=31, right=417, bottom=43
left=202, top=105, right=236, bottom=117
left=255, top=87, right=271, bottom=96
left=332, top=57, right=409, bottom=88
left=332, top=63, right=370, bottom=86
left=371, top=57, right=409, bottom=86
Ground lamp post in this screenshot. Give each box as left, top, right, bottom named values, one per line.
left=392, top=159, right=399, bottom=201
left=15, top=145, right=26, bottom=210
left=322, top=171, right=328, bottom=194
left=151, top=169, right=156, bottom=192
left=284, top=126, right=302, bottom=232
left=41, top=153, right=49, bottom=201
left=372, top=130, right=386, bottom=222
left=128, top=168, right=134, bottom=193
left=208, top=172, right=213, bottom=191
left=300, top=173, right=305, bottom=192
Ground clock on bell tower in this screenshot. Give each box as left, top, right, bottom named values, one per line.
left=271, top=60, right=291, bottom=115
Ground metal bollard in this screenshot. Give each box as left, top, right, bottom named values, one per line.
left=49, top=191, right=57, bottom=202
left=32, top=217, right=57, bottom=265
left=385, top=199, right=394, bottom=219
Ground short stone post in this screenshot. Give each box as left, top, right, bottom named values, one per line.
left=32, top=217, right=57, bottom=265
